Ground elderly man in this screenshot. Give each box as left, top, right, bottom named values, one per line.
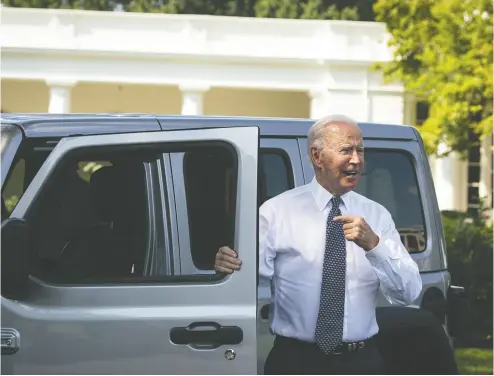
left=214, top=114, right=422, bottom=375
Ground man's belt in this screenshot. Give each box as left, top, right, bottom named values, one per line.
left=332, top=339, right=372, bottom=354
left=275, top=335, right=375, bottom=355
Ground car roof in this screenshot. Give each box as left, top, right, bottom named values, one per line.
left=0, top=113, right=418, bottom=140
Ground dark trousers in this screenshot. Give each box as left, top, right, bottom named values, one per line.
left=264, top=335, right=385, bottom=375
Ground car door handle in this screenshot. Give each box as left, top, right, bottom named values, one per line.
left=170, top=322, right=243, bottom=348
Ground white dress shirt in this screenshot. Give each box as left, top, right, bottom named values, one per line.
left=259, top=177, right=422, bottom=343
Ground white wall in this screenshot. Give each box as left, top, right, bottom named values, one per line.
left=72, top=83, right=182, bottom=114
left=1, top=79, right=49, bottom=112
left=204, top=88, right=309, bottom=118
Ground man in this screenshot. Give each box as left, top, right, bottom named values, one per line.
left=215, top=114, right=422, bottom=375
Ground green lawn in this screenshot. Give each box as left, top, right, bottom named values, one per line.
left=455, top=348, right=493, bottom=375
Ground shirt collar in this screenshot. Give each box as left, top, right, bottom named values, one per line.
left=309, top=177, right=352, bottom=212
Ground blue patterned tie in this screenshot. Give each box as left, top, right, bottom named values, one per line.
left=315, top=196, right=346, bottom=354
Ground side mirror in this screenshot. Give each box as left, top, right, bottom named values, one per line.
left=1, top=217, right=29, bottom=299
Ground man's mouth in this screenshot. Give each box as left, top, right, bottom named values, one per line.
left=343, top=171, right=359, bottom=177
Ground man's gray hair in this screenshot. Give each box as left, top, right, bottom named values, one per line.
left=307, top=114, right=358, bottom=156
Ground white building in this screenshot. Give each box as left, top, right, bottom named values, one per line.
left=0, top=7, right=492, bottom=212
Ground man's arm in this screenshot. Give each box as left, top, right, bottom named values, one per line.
left=334, top=211, right=422, bottom=305
left=364, top=210, right=422, bottom=306
left=215, top=201, right=276, bottom=280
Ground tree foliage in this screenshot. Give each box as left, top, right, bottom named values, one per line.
left=2, top=0, right=376, bottom=20
left=253, top=0, right=360, bottom=20
left=374, top=0, right=493, bottom=157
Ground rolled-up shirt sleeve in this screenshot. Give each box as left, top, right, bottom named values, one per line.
left=259, top=201, right=276, bottom=281
left=365, top=210, right=422, bottom=306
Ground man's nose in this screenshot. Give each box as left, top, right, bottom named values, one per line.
left=349, top=150, right=360, bottom=164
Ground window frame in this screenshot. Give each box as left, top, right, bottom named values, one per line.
left=9, top=127, right=259, bottom=286
left=1, top=139, right=59, bottom=220
left=0, top=124, right=24, bottom=188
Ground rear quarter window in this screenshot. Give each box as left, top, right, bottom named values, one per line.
left=355, top=150, right=426, bottom=254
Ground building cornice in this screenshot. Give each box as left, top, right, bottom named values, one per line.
left=0, top=8, right=402, bottom=94
left=0, top=7, right=392, bottom=64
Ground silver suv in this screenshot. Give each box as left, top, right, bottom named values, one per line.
left=1, top=114, right=458, bottom=374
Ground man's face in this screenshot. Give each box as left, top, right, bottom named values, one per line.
left=310, top=122, right=364, bottom=196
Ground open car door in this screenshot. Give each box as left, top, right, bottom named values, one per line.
left=2, top=126, right=259, bottom=375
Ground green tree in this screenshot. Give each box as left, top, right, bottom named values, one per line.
left=3, top=0, right=376, bottom=20
left=124, top=0, right=373, bottom=19
left=3, top=0, right=120, bottom=11
left=124, top=0, right=244, bottom=15
left=374, top=0, right=493, bottom=157
left=254, top=0, right=359, bottom=20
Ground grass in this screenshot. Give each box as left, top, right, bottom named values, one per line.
left=455, top=348, right=493, bottom=375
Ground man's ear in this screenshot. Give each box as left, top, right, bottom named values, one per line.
left=310, top=147, right=322, bottom=168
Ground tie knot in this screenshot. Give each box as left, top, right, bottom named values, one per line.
left=331, top=196, right=342, bottom=208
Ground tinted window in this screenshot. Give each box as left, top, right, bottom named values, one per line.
left=183, top=149, right=237, bottom=270
left=184, top=149, right=294, bottom=270
left=3, top=137, right=243, bottom=284
left=2, top=158, right=25, bottom=219
left=26, top=154, right=151, bottom=283
left=355, top=150, right=426, bottom=253
left=259, top=151, right=294, bottom=206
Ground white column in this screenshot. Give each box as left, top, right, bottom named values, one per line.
left=179, top=84, right=210, bottom=115
left=308, top=89, right=331, bottom=119
left=479, top=134, right=493, bottom=208
left=431, top=142, right=468, bottom=212
left=46, top=79, right=77, bottom=113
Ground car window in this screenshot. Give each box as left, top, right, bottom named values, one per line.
left=1, top=157, right=112, bottom=220
left=4, top=136, right=241, bottom=284
left=259, top=151, right=294, bottom=205
left=2, top=158, right=25, bottom=219
left=183, top=148, right=294, bottom=270
left=25, top=154, right=151, bottom=283
left=183, top=148, right=237, bottom=271
left=355, top=150, right=427, bottom=253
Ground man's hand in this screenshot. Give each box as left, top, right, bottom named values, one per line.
left=333, top=216, right=379, bottom=251
left=214, top=246, right=242, bottom=274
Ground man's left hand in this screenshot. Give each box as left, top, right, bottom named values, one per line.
left=333, top=216, right=379, bottom=251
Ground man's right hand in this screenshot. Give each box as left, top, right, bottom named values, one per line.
left=214, top=246, right=242, bottom=274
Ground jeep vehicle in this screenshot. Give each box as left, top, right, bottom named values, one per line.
left=1, top=114, right=457, bottom=374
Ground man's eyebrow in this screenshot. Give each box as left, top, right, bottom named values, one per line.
left=338, top=143, right=364, bottom=148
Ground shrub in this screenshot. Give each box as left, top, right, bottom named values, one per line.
left=442, top=206, right=493, bottom=341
